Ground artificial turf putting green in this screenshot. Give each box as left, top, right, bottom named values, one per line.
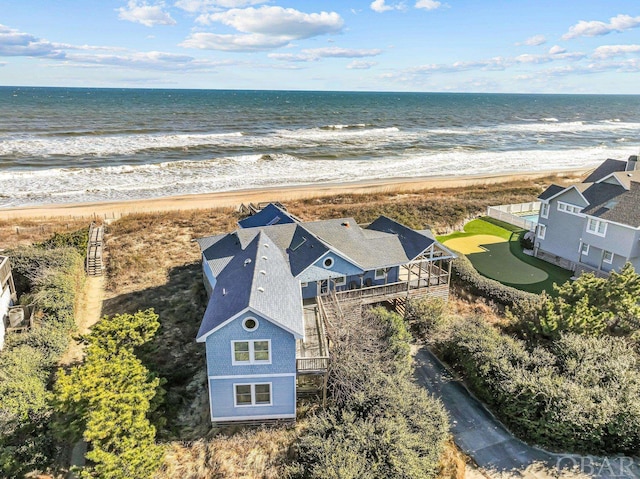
left=467, top=242, right=549, bottom=285
left=441, top=217, right=573, bottom=294
left=443, top=234, right=506, bottom=255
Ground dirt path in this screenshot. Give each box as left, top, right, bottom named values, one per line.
left=59, top=275, right=105, bottom=365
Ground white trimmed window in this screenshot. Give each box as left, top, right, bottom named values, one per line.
left=537, top=224, right=546, bottom=240
left=232, top=340, right=271, bottom=365
left=323, top=256, right=334, bottom=268
left=300, top=282, right=308, bottom=288
left=557, top=202, right=581, bottom=215
left=540, top=203, right=549, bottom=219
left=375, top=268, right=386, bottom=280
left=603, top=250, right=613, bottom=264
left=580, top=243, right=589, bottom=256
left=334, top=276, right=346, bottom=286
left=587, top=218, right=607, bottom=237
left=234, top=383, right=272, bottom=407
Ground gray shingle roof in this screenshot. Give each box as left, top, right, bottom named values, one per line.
left=367, top=216, right=435, bottom=260
left=581, top=183, right=627, bottom=217
left=538, top=184, right=565, bottom=200
left=589, top=181, right=640, bottom=227
left=584, top=158, right=627, bottom=183
left=197, top=231, right=303, bottom=341
left=238, top=203, right=296, bottom=229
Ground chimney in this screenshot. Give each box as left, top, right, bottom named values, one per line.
left=626, top=155, right=638, bottom=172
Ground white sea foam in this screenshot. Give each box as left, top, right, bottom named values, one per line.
left=541, top=117, right=559, bottom=122
left=3, top=146, right=638, bottom=208
left=0, top=131, right=244, bottom=157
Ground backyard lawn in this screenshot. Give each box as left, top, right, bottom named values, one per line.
left=438, top=218, right=573, bottom=294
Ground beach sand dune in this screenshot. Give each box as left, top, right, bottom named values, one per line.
left=0, top=169, right=586, bottom=220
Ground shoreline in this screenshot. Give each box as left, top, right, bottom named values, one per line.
left=0, top=169, right=588, bottom=220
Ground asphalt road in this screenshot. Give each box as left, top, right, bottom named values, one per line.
left=413, top=347, right=640, bottom=479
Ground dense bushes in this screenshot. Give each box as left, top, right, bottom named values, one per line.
left=451, top=254, right=537, bottom=307
left=296, top=307, right=449, bottom=479
left=432, top=316, right=640, bottom=455
left=509, top=263, right=640, bottom=339
left=0, top=246, right=84, bottom=420
left=54, top=310, right=164, bottom=479
left=0, top=241, right=84, bottom=476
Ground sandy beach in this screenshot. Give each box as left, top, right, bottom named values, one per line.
left=0, top=169, right=588, bottom=220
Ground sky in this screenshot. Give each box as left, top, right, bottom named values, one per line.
left=1, top=0, right=640, bottom=93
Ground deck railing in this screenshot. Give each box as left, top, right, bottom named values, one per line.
left=297, top=357, right=329, bottom=373
left=0, top=256, right=11, bottom=287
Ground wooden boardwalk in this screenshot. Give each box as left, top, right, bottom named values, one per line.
left=86, top=223, right=104, bottom=276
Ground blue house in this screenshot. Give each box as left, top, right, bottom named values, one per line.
left=196, top=205, right=455, bottom=424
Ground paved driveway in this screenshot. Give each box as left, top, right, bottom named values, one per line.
left=413, top=347, right=640, bottom=479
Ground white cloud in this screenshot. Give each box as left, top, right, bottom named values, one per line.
left=562, top=14, right=640, bottom=40
left=66, top=50, right=237, bottom=71
left=548, top=45, right=566, bottom=55
left=188, top=6, right=343, bottom=51
left=174, top=0, right=266, bottom=13
left=593, top=44, right=640, bottom=59
left=198, top=6, right=343, bottom=36
left=0, top=23, right=244, bottom=73
left=415, top=0, right=442, bottom=11
left=370, top=0, right=405, bottom=13
left=0, top=24, right=63, bottom=57
left=118, top=1, right=176, bottom=27
left=269, top=47, right=382, bottom=62
left=347, top=60, right=377, bottom=69
left=519, top=34, right=546, bottom=46
left=180, top=32, right=290, bottom=51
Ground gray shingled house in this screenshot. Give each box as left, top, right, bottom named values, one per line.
left=194, top=204, right=455, bottom=423
left=535, top=155, right=640, bottom=276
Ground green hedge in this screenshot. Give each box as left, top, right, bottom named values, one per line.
left=0, top=244, right=85, bottom=477
left=451, top=254, right=538, bottom=307
left=436, top=318, right=640, bottom=455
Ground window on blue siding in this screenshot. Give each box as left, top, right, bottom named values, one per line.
left=235, top=385, right=252, bottom=405
left=234, top=383, right=272, bottom=407
left=232, top=340, right=271, bottom=365
left=255, top=384, right=271, bottom=404
left=254, top=341, right=269, bottom=361
left=234, top=342, right=250, bottom=362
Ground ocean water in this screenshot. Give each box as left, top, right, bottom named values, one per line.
left=1, top=87, right=639, bottom=208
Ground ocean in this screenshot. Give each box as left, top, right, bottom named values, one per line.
left=1, top=87, right=639, bottom=208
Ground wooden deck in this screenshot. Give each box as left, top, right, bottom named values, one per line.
left=296, top=301, right=329, bottom=374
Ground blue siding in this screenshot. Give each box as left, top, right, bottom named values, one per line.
left=210, top=375, right=296, bottom=420
left=314, top=253, right=362, bottom=277
left=205, top=311, right=296, bottom=378
left=301, top=281, right=316, bottom=299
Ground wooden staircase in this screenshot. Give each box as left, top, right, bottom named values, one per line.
left=86, top=223, right=105, bottom=276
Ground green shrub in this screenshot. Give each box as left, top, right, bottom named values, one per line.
left=53, top=310, right=164, bottom=479
left=405, top=297, right=448, bottom=338
left=299, top=306, right=449, bottom=478
left=0, top=244, right=85, bottom=477
left=36, top=227, right=89, bottom=256
left=435, top=317, right=640, bottom=455
left=451, top=254, right=537, bottom=307
left=298, top=373, right=449, bottom=479
left=509, top=263, right=640, bottom=339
